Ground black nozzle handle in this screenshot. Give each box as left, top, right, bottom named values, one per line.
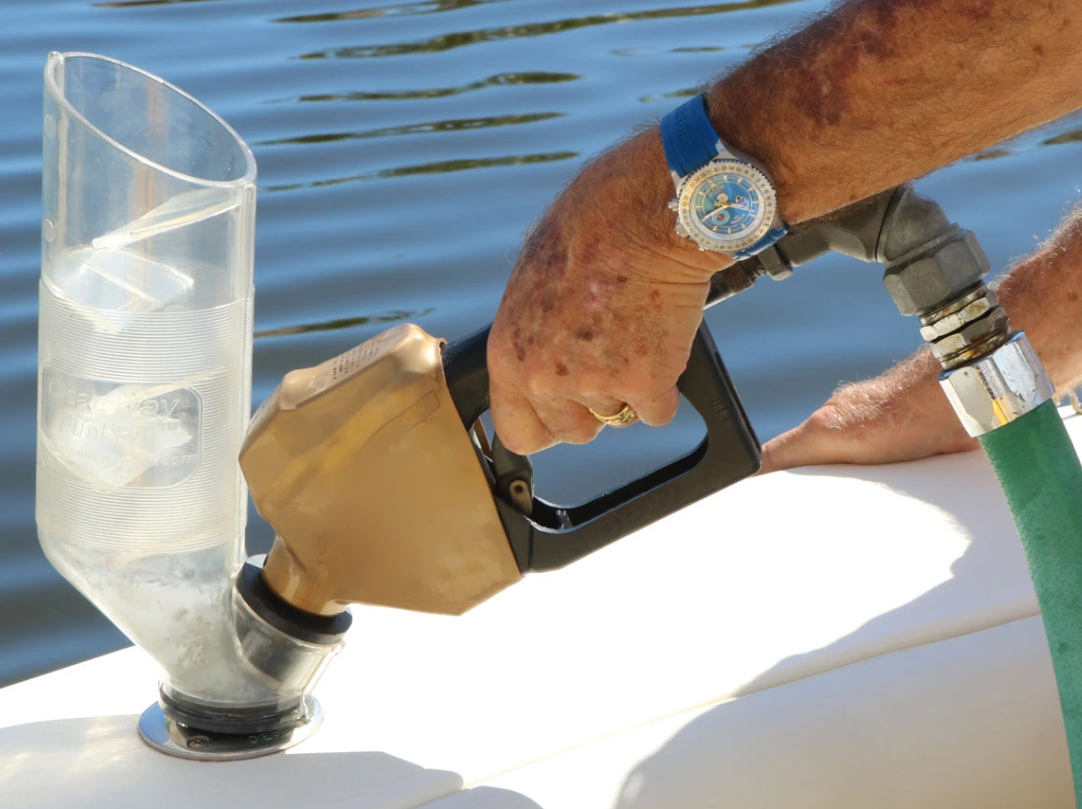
left=443, top=319, right=760, bottom=572
left=442, top=326, right=494, bottom=428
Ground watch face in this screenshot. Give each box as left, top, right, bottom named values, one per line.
left=676, top=161, right=776, bottom=253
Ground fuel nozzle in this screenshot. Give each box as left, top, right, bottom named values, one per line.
left=204, top=323, right=526, bottom=757
left=226, top=311, right=761, bottom=756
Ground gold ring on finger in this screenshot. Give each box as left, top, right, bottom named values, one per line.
left=588, top=403, right=638, bottom=428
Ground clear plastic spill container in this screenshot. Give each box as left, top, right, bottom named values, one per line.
left=35, top=52, right=275, bottom=706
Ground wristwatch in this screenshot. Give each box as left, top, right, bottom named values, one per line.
left=660, top=95, right=786, bottom=259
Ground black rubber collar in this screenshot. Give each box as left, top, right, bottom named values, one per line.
left=236, top=561, right=353, bottom=645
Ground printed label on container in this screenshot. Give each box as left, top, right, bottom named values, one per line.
left=41, top=367, right=202, bottom=488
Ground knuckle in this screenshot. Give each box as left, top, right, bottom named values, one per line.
left=523, top=362, right=568, bottom=397
left=501, top=435, right=537, bottom=455
left=620, top=375, right=671, bottom=405
left=561, top=422, right=603, bottom=445
left=543, top=408, right=602, bottom=445
left=522, top=370, right=552, bottom=397
left=648, top=407, right=677, bottom=427
left=498, top=426, right=549, bottom=456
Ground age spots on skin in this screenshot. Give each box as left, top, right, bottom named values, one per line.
left=575, top=329, right=595, bottom=342
left=780, top=0, right=944, bottom=128
left=1067, top=290, right=1079, bottom=304
left=512, top=326, right=527, bottom=362
left=782, top=29, right=869, bottom=126
left=960, top=0, right=994, bottom=21
left=578, top=236, right=602, bottom=268
left=866, top=0, right=945, bottom=31
left=555, top=362, right=570, bottom=377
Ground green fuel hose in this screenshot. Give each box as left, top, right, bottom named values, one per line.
left=981, top=400, right=1082, bottom=801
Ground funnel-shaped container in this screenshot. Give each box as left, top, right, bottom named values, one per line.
left=35, top=53, right=296, bottom=716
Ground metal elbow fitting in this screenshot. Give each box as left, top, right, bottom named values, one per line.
left=875, top=186, right=1053, bottom=436
left=707, top=182, right=1054, bottom=437
left=877, top=186, right=990, bottom=318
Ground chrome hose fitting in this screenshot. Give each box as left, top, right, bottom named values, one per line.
left=939, top=332, right=1055, bottom=437
left=919, top=285, right=1053, bottom=437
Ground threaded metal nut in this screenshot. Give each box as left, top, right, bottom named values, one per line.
left=929, top=307, right=1010, bottom=367
left=883, top=231, right=990, bottom=317
left=919, top=295, right=996, bottom=341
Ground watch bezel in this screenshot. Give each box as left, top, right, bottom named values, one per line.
left=674, top=160, right=778, bottom=254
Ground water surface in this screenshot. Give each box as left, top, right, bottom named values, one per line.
left=2, top=0, right=1081, bottom=686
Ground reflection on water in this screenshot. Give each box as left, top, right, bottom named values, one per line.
left=257, top=112, right=565, bottom=147
left=639, top=87, right=702, bottom=103
left=264, top=151, right=579, bottom=192
left=271, top=72, right=580, bottom=105
left=254, top=308, right=435, bottom=340
left=2, top=0, right=1082, bottom=691
left=972, top=148, right=1012, bottom=161
left=1044, top=127, right=1082, bottom=146
left=94, top=0, right=226, bottom=6
left=274, top=0, right=515, bottom=24
left=296, top=1, right=802, bottom=60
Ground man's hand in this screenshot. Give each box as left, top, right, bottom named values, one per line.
left=760, top=349, right=978, bottom=474
left=488, top=131, right=722, bottom=455
left=488, top=0, right=1082, bottom=455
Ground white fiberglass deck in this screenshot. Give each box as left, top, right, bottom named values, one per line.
left=2, top=409, right=1079, bottom=808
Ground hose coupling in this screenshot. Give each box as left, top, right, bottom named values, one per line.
left=919, top=283, right=1051, bottom=436
left=918, top=284, right=1011, bottom=371
left=939, top=332, right=1054, bottom=437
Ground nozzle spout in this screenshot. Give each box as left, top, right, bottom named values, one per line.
left=233, top=559, right=350, bottom=695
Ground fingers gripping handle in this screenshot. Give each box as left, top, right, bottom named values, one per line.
left=442, top=320, right=761, bottom=572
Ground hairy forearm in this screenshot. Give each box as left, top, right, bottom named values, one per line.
left=760, top=206, right=1082, bottom=472
left=627, top=0, right=1082, bottom=282
left=997, top=207, right=1082, bottom=396
left=710, top=0, right=1082, bottom=225
left=488, top=0, right=1082, bottom=456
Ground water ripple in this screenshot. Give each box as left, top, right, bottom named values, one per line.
left=266, top=71, right=580, bottom=104
left=296, top=0, right=803, bottom=60
left=254, top=308, right=435, bottom=339
left=1043, top=127, right=1082, bottom=147
left=256, top=112, right=564, bottom=147
left=274, top=0, right=517, bottom=24
left=94, top=0, right=231, bottom=7
left=265, top=150, right=578, bottom=192
left=6, top=0, right=1079, bottom=692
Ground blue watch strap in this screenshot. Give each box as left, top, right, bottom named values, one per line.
left=732, top=225, right=787, bottom=260
left=660, top=95, right=720, bottom=178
